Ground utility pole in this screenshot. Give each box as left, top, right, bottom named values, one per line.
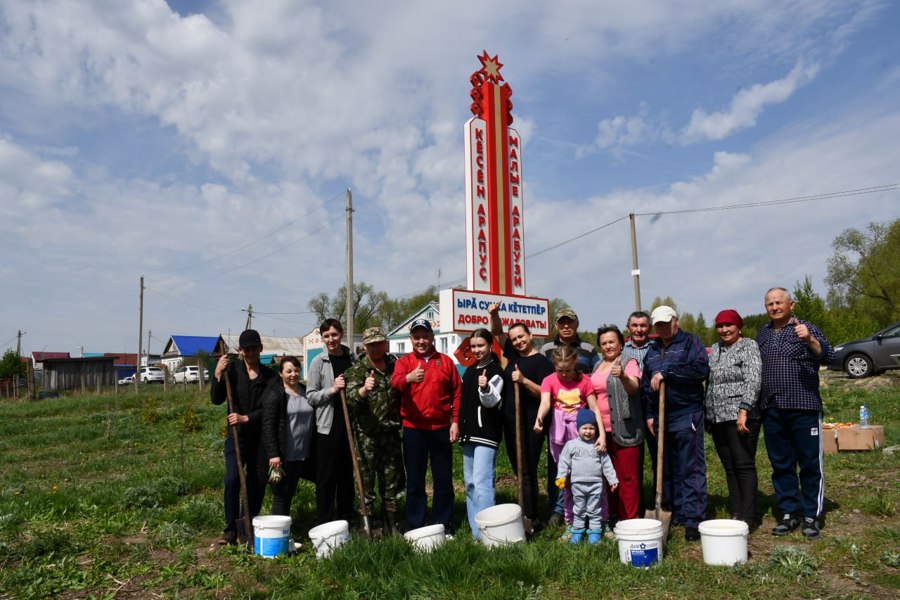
left=136, top=276, right=144, bottom=390
left=629, top=214, right=642, bottom=312
left=345, top=188, right=355, bottom=347
left=243, top=304, right=253, bottom=330
left=15, top=330, right=24, bottom=399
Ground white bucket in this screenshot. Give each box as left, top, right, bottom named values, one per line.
left=253, top=515, right=291, bottom=558
left=614, top=518, right=664, bottom=567
left=404, top=524, right=446, bottom=552
left=475, top=504, right=526, bottom=548
left=308, top=520, right=350, bottom=559
left=698, top=519, right=749, bottom=566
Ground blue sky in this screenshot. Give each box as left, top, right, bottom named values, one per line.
left=1, top=0, right=898, bottom=355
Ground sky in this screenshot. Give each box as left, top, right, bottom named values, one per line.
left=2, top=0, right=899, bottom=357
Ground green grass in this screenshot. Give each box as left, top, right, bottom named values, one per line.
left=0, top=374, right=898, bottom=598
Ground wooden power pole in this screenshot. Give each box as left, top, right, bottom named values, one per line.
left=136, top=276, right=144, bottom=391
left=629, top=214, right=642, bottom=312
left=345, top=189, right=355, bottom=347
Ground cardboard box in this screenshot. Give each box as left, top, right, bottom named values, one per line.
left=837, top=425, right=885, bottom=451
left=822, top=428, right=838, bottom=455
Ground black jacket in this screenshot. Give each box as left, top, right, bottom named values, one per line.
left=458, top=357, right=505, bottom=448
left=210, top=358, right=277, bottom=441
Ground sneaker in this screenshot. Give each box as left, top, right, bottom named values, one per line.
left=587, top=529, right=602, bottom=545
left=772, top=514, right=800, bottom=536
left=548, top=512, right=565, bottom=527
left=685, top=527, right=701, bottom=542
left=217, top=530, right=237, bottom=545
left=801, top=517, right=821, bottom=540
left=570, top=528, right=585, bottom=544
left=559, top=525, right=573, bottom=542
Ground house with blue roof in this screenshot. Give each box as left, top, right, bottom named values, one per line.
left=161, top=335, right=219, bottom=371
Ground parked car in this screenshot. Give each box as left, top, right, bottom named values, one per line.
left=138, top=366, right=166, bottom=384
left=830, top=322, right=900, bottom=378
left=118, top=375, right=134, bottom=385
left=173, top=365, right=208, bottom=384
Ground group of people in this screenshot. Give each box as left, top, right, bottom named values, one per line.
left=211, top=286, right=834, bottom=545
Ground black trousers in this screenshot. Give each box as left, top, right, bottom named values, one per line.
left=223, top=434, right=265, bottom=532
left=502, top=402, right=545, bottom=521
left=314, top=414, right=355, bottom=525
left=710, top=420, right=761, bottom=523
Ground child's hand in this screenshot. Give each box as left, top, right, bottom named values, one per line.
left=610, top=483, right=618, bottom=493
left=555, top=477, right=566, bottom=490
left=533, top=417, right=543, bottom=433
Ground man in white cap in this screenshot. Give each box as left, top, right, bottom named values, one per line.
left=641, top=306, right=709, bottom=541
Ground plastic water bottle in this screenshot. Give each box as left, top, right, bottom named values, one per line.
left=860, top=405, right=870, bottom=429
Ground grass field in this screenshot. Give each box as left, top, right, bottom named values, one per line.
left=0, top=372, right=897, bottom=599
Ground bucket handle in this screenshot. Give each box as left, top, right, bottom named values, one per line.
left=480, top=525, right=524, bottom=545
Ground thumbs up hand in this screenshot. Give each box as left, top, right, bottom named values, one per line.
left=511, top=363, right=523, bottom=384
left=611, top=356, right=623, bottom=378
left=478, top=368, right=488, bottom=389
left=407, top=363, right=425, bottom=384
left=363, top=370, right=376, bottom=392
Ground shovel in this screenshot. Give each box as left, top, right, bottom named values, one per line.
left=224, top=373, right=254, bottom=548
left=514, top=382, right=533, bottom=535
left=340, top=390, right=372, bottom=538
left=644, top=380, right=671, bottom=539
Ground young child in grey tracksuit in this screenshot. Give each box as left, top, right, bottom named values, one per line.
left=556, top=407, right=618, bottom=544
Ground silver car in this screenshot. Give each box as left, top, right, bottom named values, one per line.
left=831, top=322, right=900, bottom=378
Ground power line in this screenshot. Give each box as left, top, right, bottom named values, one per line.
left=163, top=190, right=346, bottom=274
left=633, top=183, right=899, bottom=217
left=393, top=181, right=897, bottom=295
left=527, top=215, right=628, bottom=259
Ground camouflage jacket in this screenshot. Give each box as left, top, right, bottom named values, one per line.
left=344, top=353, right=401, bottom=430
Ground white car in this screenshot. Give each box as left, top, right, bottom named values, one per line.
left=118, top=374, right=134, bottom=385
left=139, top=366, right=166, bottom=384
left=173, top=365, right=208, bottom=383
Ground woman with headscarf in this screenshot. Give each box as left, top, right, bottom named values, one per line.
left=706, top=309, right=762, bottom=529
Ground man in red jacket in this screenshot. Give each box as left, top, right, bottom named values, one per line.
left=391, top=319, right=462, bottom=531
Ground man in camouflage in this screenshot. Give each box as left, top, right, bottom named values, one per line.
left=344, top=327, right=406, bottom=534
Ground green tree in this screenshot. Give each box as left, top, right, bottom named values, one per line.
left=380, top=286, right=440, bottom=332
left=308, top=281, right=390, bottom=333
left=825, top=219, right=899, bottom=326
left=0, top=349, right=26, bottom=379
left=793, top=277, right=829, bottom=333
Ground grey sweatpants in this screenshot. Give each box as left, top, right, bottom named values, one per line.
left=571, top=480, right=605, bottom=531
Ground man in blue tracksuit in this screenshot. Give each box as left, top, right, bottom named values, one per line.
left=641, top=305, right=709, bottom=541
left=758, top=287, right=834, bottom=540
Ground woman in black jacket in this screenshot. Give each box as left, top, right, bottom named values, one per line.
left=459, top=328, right=506, bottom=539
left=259, top=356, right=316, bottom=516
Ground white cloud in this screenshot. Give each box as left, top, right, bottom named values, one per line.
left=0, top=0, right=895, bottom=353
left=681, top=60, right=821, bottom=143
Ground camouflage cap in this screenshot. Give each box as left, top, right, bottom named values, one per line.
left=556, top=308, right=578, bottom=322
left=363, top=327, right=387, bottom=344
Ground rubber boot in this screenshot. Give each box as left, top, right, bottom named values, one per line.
left=587, top=528, right=602, bottom=545
left=383, top=509, right=399, bottom=536
left=570, top=528, right=586, bottom=544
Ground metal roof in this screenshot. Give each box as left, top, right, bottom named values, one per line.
left=163, top=335, right=219, bottom=357
left=220, top=334, right=305, bottom=357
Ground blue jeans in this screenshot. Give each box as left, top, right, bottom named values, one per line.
left=403, top=427, right=454, bottom=530
left=763, top=408, right=824, bottom=520
left=462, top=443, right=497, bottom=539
